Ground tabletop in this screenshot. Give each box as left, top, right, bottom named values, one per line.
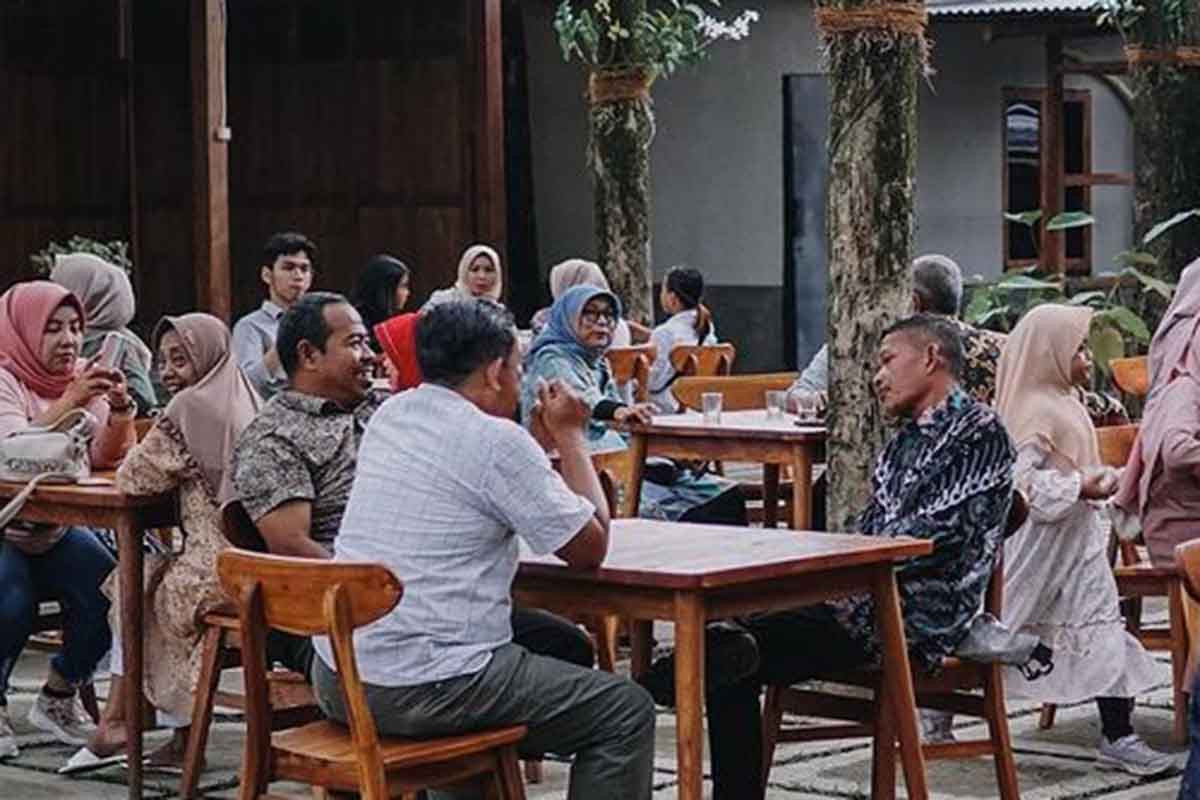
left=0, top=471, right=171, bottom=509
left=519, top=519, right=930, bottom=590
left=624, top=409, right=826, bottom=442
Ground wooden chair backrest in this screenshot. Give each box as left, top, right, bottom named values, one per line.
left=1096, top=424, right=1139, bottom=468
left=1109, top=356, right=1149, bottom=398
left=216, top=550, right=403, bottom=798
left=604, top=345, right=657, bottom=404
left=221, top=500, right=269, bottom=553
left=673, top=372, right=798, bottom=413
left=1177, top=539, right=1200, bottom=604
left=134, top=418, right=154, bottom=441
left=669, top=343, right=736, bottom=378
left=986, top=490, right=1027, bottom=616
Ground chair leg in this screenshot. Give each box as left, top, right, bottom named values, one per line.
left=982, top=667, right=1020, bottom=800
left=760, top=685, right=784, bottom=784
left=498, top=745, right=529, bottom=800
left=1170, top=581, right=1190, bottom=745
left=522, top=758, right=543, bottom=783
left=180, top=625, right=226, bottom=799
left=1038, top=703, right=1056, bottom=729
left=78, top=682, right=100, bottom=724
left=871, top=681, right=897, bottom=800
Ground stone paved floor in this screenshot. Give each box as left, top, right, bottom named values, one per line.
left=0, top=611, right=1190, bottom=799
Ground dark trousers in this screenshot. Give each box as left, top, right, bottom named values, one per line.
left=707, top=604, right=870, bottom=800
left=0, top=528, right=116, bottom=702
left=1180, top=676, right=1200, bottom=799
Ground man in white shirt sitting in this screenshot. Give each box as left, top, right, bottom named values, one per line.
left=311, top=300, right=656, bottom=800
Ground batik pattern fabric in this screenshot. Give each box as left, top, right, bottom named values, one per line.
left=831, top=389, right=1016, bottom=673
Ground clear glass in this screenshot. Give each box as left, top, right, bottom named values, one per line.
left=701, top=392, right=723, bottom=425
left=765, top=390, right=787, bottom=420
left=794, top=391, right=819, bottom=422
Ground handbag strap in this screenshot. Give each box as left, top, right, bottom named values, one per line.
left=0, top=472, right=76, bottom=530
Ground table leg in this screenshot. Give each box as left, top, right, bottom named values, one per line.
left=630, top=620, right=654, bottom=680
left=872, top=566, right=927, bottom=800
left=790, top=444, right=813, bottom=530
left=673, top=592, right=705, bottom=800
left=762, top=464, right=780, bottom=529
left=626, top=432, right=647, bottom=519
left=116, top=516, right=144, bottom=800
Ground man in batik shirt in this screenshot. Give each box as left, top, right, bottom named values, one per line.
left=644, top=315, right=1017, bottom=800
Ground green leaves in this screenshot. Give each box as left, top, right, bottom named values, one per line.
left=1089, top=324, right=1126, bottom=372
left=1045, top=211, right=1095, bottom=231
left=1096, top=306, right=1151, bottom=342
left=1143, top=208, right=1200, bottom=246
left=1120, top=266, right=1175, bottom=300
left=1004, top=210, right=1043, bottom=227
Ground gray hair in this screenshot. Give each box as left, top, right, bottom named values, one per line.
left=911, top=254, right=963, bottom=316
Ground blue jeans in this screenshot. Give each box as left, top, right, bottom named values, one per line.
left=1181, top=675, right=1200, bottom=799
left=0, top=528, right=115, bottom=703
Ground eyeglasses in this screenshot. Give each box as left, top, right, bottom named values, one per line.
left=580, top=309, right=617, bottom=326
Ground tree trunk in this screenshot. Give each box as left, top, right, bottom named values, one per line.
left=822, top=2, right=924, bottom=530
left=1130, top=2, right=1200, bottom=323
left=587, top=0, right=654, bottom=323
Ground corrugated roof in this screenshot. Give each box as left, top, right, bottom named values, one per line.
left=927, top=0, right=1096, bottom=17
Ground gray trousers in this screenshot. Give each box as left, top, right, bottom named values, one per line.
left=312, top=642, right=655, bottom=800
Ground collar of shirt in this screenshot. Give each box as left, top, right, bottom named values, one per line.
left=274, top=389, right=378, bottom=419
left=261, top=300, right=285, bottom=320
left=910, top=387, right=968, bottom=435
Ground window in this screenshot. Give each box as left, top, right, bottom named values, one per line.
left=1003, top=88, right=1092, bottom=273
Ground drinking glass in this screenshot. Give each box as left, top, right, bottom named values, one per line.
left=794, top=391, right=819, bottom=422
left=765, top=390, right=787, bottom=420
left=701, top=392, right=723, bottom=425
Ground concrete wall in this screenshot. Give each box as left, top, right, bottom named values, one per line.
left=521, top=1, right=1134, bottom=370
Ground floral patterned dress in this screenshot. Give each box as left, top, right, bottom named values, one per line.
left=106, top=417, right=230, bottom=721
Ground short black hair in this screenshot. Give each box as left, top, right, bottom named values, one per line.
left=262, top=231, right=317, bottom=267
left=417, top=300, right=516, bottom=388
left=276, top=291, right=349, bottom=376
left=880, top=313, right=965, bottom=380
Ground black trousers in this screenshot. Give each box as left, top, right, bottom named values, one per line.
left=707, top=604, right=870, bottom=800
left=268, top=605, right=595, bottom=681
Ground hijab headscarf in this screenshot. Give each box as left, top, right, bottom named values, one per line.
left=352, top=254, right=409, bottom=336
left=549, top=259, right=608, bottom=300
left=1115, top=259, right=1200, bottom=514
left=453, top=244, right=503, bottom=302
left=995, top=303, right=1100, bottom=469
left=153, top=314, right=262, bottom=504
left=50, top=252, right=154, bottom=370
left=0, top=281, right=86, bottom=399
left=375, top=313, right=423, bottom=392
left=528, top=285, right=622, bottom=366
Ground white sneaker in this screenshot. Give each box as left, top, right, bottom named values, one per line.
left=1096, top=734, right=1176, bottom=776
left=27, top=692, right=95, bottom=746
left=919, top=709, right=956, bottom=744
left=0, top=706, right=18, bottom=759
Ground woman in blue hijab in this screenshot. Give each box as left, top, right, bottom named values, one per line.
left=521, top=286, right=746, bottom=524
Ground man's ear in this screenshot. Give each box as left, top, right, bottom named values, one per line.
left=296, top=340, right=317, bottom=370
left=483, top=357, right=504, bottom=392
left=925, top=342, right=943, bottom=375
left=261, top=265, right=273, bottom=287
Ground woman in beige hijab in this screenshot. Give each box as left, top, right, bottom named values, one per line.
left=530, top=259, right=635, bottom=346
left=68, top=314, right=261, bottom=771
left=421, top=244, right=503, bottom=309
left=995, top=304, right=1169, bottom=776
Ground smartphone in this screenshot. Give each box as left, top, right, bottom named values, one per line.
left=96, top=332, right=124, bottom=370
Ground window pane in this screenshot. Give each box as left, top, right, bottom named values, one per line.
left=1006, top=99, right=1041, bottom=261
left=1064, top=101, right=1085, bottom=175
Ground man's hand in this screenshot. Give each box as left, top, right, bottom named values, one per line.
left=613, top=403, right=654, bottom=426
left=536, top=379, right=590, bottom=443
left=263, top=346, right=282, bottom=375
left=528, top=403, right=556, bottom=453
left=1080, top=468, right=1118, bottom=501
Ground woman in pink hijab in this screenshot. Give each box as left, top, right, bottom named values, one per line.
left=1114, top=258, right=1200, bottom=566
left=0, top=281, right=136, bottom=759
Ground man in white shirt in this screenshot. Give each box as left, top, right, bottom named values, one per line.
left=232, top=231, right=315, bottom=398
left=312, top=300, right=655, bottom=799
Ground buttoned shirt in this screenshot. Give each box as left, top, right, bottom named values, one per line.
left=231, top=389, right=384, bottom=550
left=315, top=383, right=595, bottom=687
left=833, top=389, right=1016, bottom=672
left=232, top=300, right=289, bottom=398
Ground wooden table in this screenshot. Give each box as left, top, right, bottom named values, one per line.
left=514, top=519, right=932, bottom=800
left=624, top=410, right=826, bottom=528
left=0, top=474, right=177, bottom=800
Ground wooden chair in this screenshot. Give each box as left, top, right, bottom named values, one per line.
left=1037, top=424, right=1190, bottom=743
left=1109, top=356, right=1149, bottom=398
left=669, top=342, right=736, bottom=379
left=761, top=492, right=1030, bottom=800
left=178, top=502, right=320, bottom=799
left=604, top=344, right=657, bottom=404
left=217, top=549, right=527, bottom=800
left=134, top=417, right=155, bottom=441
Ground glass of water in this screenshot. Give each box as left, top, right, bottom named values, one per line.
left=765, top=390, right=787, bottom=420
left=701, top=392, right=723, bottom=425
left=794, top=391, right=820, bottom=422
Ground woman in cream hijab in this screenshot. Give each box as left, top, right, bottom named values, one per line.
left=50, top=253, right=158, bottom=415
left=421, top=244, right=503, bottom=310
left=530, top=259, right=633, bottom=346
left=995, top=304, right=1169, bottom=775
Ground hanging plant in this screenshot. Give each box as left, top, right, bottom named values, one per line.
left=31, top=236, right=133, bottom=277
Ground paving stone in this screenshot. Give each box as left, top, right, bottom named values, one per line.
left=0, top=764, right=169, bottom=799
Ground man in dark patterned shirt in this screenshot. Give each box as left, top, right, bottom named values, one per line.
left=643, top=315, right=1016, bottom=800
